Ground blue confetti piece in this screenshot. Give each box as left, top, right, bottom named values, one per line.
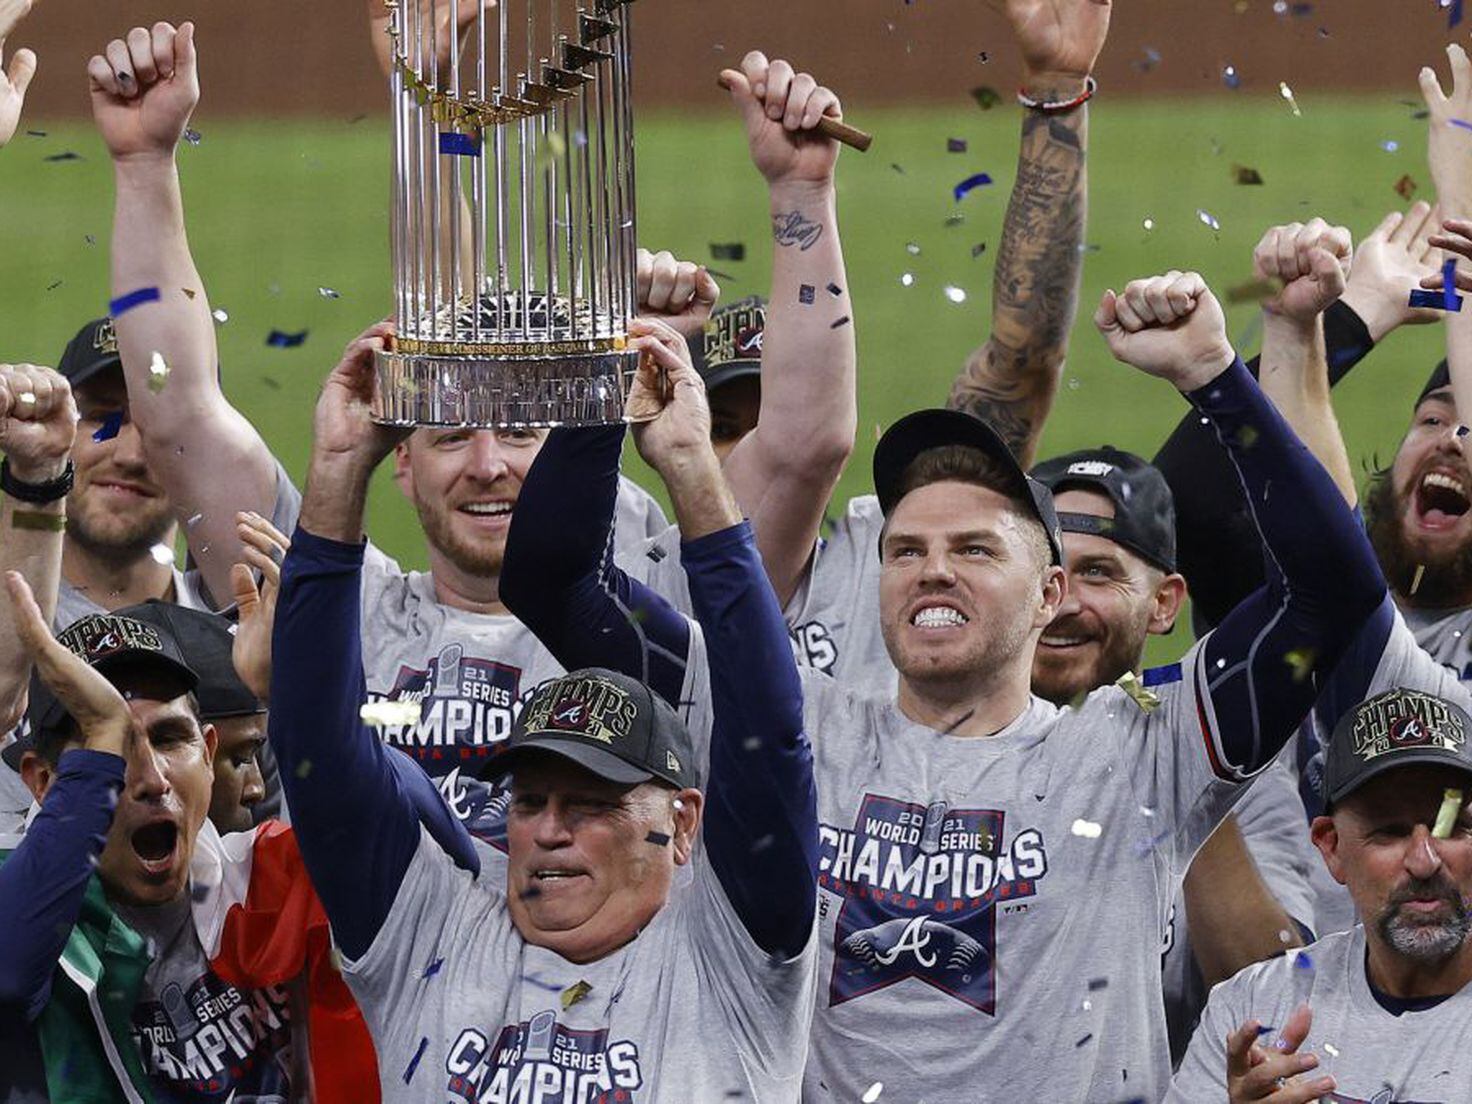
left=1451, top=118, right=1472, bottom=133
left=1452, top=0, right=1464, bottom=28
left=1410, top=288, right=1463, bottom=311
left=109, top=287, right=160, bottom=317
left=402, top=1036, right=429, bottom=1084
left=1256, top=1024, right=1275, bottom=1037
left=266, top=329, right=309, bottom=348
left=953, top=172, right=993, bottom=202
left=947, top=138, right=968, bottom=153
left=1141, top=663, right=1183, bottom=688
left=1446, top=258, right=1460, bottom=312
left=438, top=132, right=481, bottom=157
left=422, top=957, right=444, bottom=979
left=92, top=411, right=123, bottom=443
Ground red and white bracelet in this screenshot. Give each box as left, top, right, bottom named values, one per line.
left=1016, top=76, right=1097, bottom=114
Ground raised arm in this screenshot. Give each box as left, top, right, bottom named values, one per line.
left=0, top=364, right=74, bottom=731
left=0, top=0, right=38, bottom=151
left=1097, top=273, right=1387, bottom=777
left=946, top=0, right=1110, bottom=465
left=716, top=53, right=855, bottom=606
left=90, top=22, right=281, bottom=603
left=268, top=329, right=474, bottom=961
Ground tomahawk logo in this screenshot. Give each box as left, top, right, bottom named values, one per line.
left=819, top=794, right=1048, bottom=1013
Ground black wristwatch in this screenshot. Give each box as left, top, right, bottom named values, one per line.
left=0, top=457, right=74, bottom=504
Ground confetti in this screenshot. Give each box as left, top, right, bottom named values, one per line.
left=1322, top=1042, right=1340, bottom=1058
left=710, top=242, right=745, bottom=262
left=1410, top=288, right=1463, bottom=311
left=1070, top=819, right=1103, bottom=839
left=212, top=308, right=230, bottom=324
left=905, top=242, right=922, bottom=256
left=561, top=980, right=593, bottom=1010
left=1232, top=164, right=1264, bottom=185
left=1133, top=47, right=1162, bottom=73
left=1284, top=647, right=1317, bottom=682
left=830, top=315, right=852, bottom=329
left=1279, top=81, right=1301, bottom=116
left=899, top=273, right=915, bottom=287
left=1433, top=787, right=1463, bottom=839
left=1445, top=258, right=1460, bottom=312
left=947, top=138, right=968, bottom=153
left=25, top=129, right=45, bottom=137
left=971, top=242, right=988, bottom=259
left=44, top=151, right=82, bottom=163
left=183, top=128, right=202, bottom=146
left=1226, top=277, right=1282, bottom=304
left=1197, top=209, right=1221, bottom=232
left=953, top=172, right=994, bottom=201
left=1450, top=118, right=1472, bottom=133
left=147, top=351, right=170, bottom=394
left=360, top=699, right=423, bottom=727
left=862, top=1084, right=884, bottom=1104
left=402, top=1037, right=429, bottom=1084
left=943, top=285, right=967, bottom=304
left=318, top=287, right=342, bottom=299
left=969, top=85, right=1002, bottom=110
left=45, top=279, right=62, bottom=292
left=1142, top=217, right=1155, bottom=231
left=93, top=412, right=123, bottom=443
left=1411, top=564, right=1427, bottom=595
left=1381, top=139, right=1399, bottom=152
left=9, top=510, right=66, bottom=532
left=182, top=288, right=197, bottom=300
left=890, top=162, right=906, bottom=174
left=149, top=543, right=176, bottom=566
left=1116, top=671, right=1161, bottom=713
left=1088, top=977, right=1109, bottom=991
left=1452, top=0, right=1465, bottom=28
left=944, top=213, right=966, bottom=228
left=1222, top=65, right=1241, bottom=90
left=798, top=284, right=815, bottom=305
left=826, top=282, right=844, bottom=297
left=438, top=131, right=481, bottom=157
left=295, top=760, right=313, bottom=779
left=266, top=329, right=309, bottom=348
left=644, top=831, right=671, bottom=846
left=110, top=287, right=161, bottom=317
left=421, top=958, right=444, bottom=979
left=1395, top=173, right=1419, bottom=201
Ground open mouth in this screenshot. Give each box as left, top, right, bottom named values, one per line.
left=1039, top=634, right=1092, bottom=650
left=911, top=605, right=968, bottom=629
left=131, top=821, right=179, bottom=866
left=1414, top=471, right=1471, bottom=531
left=459, top=501, right=513, bottom=518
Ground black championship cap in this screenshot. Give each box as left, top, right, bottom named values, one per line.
left=114, top=601, right=263, bottom=720
left=481, top=668, right=699, bottom=790
left=691, top=296, right=765, bottom=393
left=5, top=609, right=200, bottom=769
left=872, top=408, right=1064, bottom=565
left=1417, top=360, right=1452, bottom=409
left=1031, top=447, right=1178, bottom=573
left=57, top=318, right=122, bottom=388
left=1322, top=688, right=1472, bottom=806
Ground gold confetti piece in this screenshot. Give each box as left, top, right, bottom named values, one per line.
left=359, top=699, right=422, bottom=727
left=147, top=351, right=170, bottom=394
left=1411, top=564, right=1426, bottom=596
left=10, top=510, right=66, bottom=532
left=1116, top=671, right=1160, bottom=713
left=561, top=979, right=593, bottom=1010
left=1235, top=425, right=1260, bottom=449
left=1433, top=788, right=1463, bottom=839
left=1226, top=277, right=1282, bottom=304
left=1284, top=647, right=1316, bottom=682
left=295, top=759, right=313, bottom=779
left=1231, top=164, right=1264, bottom=185
left=182, top=288, right=197, bottom=300
left=1395, top=173, right=1419, bottom=201
left=1279, top=81, right=1301, bottom=116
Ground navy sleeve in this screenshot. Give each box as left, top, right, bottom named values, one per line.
left=500, top=426, right=691, bottom=706
left=684, top=523, right=818, bottom=958
left=1192, top=357, right=1389, bottom=777
left=1153, top=300, right=1376, bottom=629
left=270, top=528, right=477, bottom=960
left=0, top=750, right=122, bottom=1020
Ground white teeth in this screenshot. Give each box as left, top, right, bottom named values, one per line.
left=1422, top=472, right=1468, bottom=498
left=535, top=870, right=577, bottom=880
left=1041, top=636, right=1087, bottom=647
left=912, top=606, right=967, bottom=628
left=461, top=502, right=512, bottom=516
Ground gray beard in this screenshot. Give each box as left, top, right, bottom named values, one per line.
left=1375, top=890, right=1472, bottom=962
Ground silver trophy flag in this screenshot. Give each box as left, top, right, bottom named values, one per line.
left=375, top=0, right=637, bottom=427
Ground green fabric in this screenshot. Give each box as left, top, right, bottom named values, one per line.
left=0, top=850, right=156, bottom=1103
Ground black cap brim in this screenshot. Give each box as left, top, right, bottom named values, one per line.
left=1326, top=751, right=1472, bottom=806
left=699, top=361, right=762, bottom=394
left=480, top=738, right=656, bottom=786
left=873, top=409, right=1062, bottom=564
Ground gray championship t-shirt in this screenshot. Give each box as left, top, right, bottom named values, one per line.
left=800, top=640, right=1249, bottom=1104
left=1161, top=756, right=1318, bottom=1066
left=1406, top=603, right=1472, bottom=681
left=342, top=828, right=816, bottom=1103
left=1166, top=926, right=1472, bottom=1103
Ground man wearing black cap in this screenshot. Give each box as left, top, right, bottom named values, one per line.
left=1169, top=686, right=1472, bottom=1103
left=0, top=590, right=379, bottom=1103
left=506, top=269, right=1395, bottom=1100
left=267, top=314, right=819, bottom=1100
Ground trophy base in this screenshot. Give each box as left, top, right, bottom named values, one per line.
left=372, top=346, right=637, bottom=428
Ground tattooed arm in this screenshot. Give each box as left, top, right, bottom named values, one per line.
left=719, top=54, right=856, bottom=607
left=947, top=0, right=1111, bottom=466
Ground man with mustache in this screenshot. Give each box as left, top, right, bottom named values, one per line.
left=1168, top=688, right=1472, bottom=1104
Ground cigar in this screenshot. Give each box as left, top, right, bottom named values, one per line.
left=716, top=73, right=873, bottom=153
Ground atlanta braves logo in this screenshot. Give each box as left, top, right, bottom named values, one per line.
left=818, top=795, right=1048, bottom=1013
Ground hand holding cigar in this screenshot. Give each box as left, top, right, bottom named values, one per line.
left=718, top=60, right=873, bottom=154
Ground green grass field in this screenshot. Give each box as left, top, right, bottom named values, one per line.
left=0, top=94, right=1446, bottom=664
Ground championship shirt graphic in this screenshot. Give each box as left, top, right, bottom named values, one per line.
left=366, top=643, right=530, bottom=842
left=130, top=976, right=293, bottom=1101
left=442, top=1010, right=644, bottom=1103
left=818, top=795, right=1049, bottom=1013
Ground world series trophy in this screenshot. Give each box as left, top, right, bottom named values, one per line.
left=374, top=0, right=638, bottom=427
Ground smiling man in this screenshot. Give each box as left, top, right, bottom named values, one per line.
left=1168, top=687, right=1472, bottom=1103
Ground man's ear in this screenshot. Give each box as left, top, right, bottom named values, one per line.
left=670, top=788, right=704, bottom=866
left=19, top=750, right=56, bottom=804
left=1148, top=573, right=1189, bottom=636
left=1036, top=565, right=1067, bottom=629
left=1310, top=815, right=1347, bottom=886
left=201, top=722, right=218, bottom=767
left=392, top=440, right=414, bottom=498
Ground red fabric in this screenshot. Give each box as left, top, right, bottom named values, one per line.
left=209, top=822, right=381, bottom=1104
